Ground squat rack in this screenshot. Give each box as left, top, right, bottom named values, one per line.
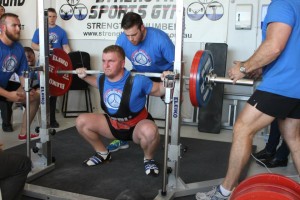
left=23, top=1, right=108, bottom=199
left=23, top=0, right=223, bottom=199
left=154, top=0, right=222, bottom=199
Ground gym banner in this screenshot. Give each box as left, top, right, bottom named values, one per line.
left=56, top=0, right=229, bottom=42
left=0, top=0, right=37, bottom=39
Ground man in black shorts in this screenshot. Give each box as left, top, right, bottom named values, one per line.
left=197, top=1, right=300, bottom=199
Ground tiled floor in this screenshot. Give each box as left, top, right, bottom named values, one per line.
left=1, top=107, right=299, bottom=199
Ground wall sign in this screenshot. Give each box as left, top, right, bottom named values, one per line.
left=56, top=0, right=229, bottom=43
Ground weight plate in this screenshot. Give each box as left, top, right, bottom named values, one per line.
left=231, top=173, right=300, bottom=200
left=196, top=50, right=214, bottom=107
left=49, top=48, right=73, bottom=96
left=189, top=50, right=203, bottom=107
left=232, top=183, right=299, bottom=200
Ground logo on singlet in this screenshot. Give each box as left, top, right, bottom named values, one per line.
left=2, top=55, right=17, bottom=72
left=131, top=50, right=151, bottom=66
left=104, top=89, right=122, bottom=110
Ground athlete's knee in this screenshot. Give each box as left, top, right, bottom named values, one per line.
left=145, top=123, right=158, bottom=134
left=140, top=125, right=158, bottom=141
left=76, top=114, right=89, bottom=129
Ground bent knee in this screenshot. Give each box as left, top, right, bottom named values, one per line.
left=143, top=123, right=158, bottom=133
left=76, top=114, right=90, bottom=128
left=141, top=125, right=159, bottom=139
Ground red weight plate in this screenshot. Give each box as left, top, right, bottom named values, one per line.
left=232, top=183, right=300, bottom=200
left=231, top=173, right=300, bottom=200
left=49, top=48, right=73, bottom=96
left=189, top=50, right=204, bottom=107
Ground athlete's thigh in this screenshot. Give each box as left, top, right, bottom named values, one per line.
left=132, top=119, right=158, bottom=143
left=235, top=103, right=274, bottom=134
left=79, top=113, right=114, bottom=139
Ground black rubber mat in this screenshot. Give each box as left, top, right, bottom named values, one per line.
left=5, top=127, right=255, bottom=199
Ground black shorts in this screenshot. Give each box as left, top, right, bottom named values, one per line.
left=104, top=113, right=154, bottom=141
left=0, top=81, right=21, bottom=101
left=248, top=90, right=300, bottom=119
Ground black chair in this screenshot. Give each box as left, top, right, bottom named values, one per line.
left=61, top=51, right=93, bottom=118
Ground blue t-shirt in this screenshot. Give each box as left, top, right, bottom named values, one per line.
left=0, top=40, right=28, bottom=88
left=116, top=27, right=174, bottom=73
left=257, top=0, right=300, bottom=99
left=97, top=70, right=153, bottom=115
left=32, top=25, right=69, bottom=48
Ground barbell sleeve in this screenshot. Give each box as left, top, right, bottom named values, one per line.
left=206, top=74, right=254, bottom=86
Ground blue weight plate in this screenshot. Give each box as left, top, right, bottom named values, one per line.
left=195, top=50, right=214, bottom=107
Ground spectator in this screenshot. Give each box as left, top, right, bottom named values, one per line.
left=31, top=7, right=71, bottom=128
left=196, top=0, right=300, bottom=199
left=0, top=13, right=40, bottom=140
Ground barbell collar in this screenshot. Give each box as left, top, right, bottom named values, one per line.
left=206, top=73, right=254, bottom=86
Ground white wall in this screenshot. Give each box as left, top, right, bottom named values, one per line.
left=225, top=0, right=259, bottom=96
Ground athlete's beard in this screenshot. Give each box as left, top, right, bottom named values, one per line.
left=5, top=29, right=20, bottom=42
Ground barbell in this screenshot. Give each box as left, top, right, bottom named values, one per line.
left=48, top=48, right=254, bottom=107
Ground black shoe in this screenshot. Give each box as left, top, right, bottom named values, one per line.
left=258, top=157, right=288, bottom=168
left=253, top=148, right=275, bottom=161
left=2, top=123, right=13, bottom=132
left=50, top=121, right=59, bottom=128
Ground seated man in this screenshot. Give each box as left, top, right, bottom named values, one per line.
left=75, top=45, right=166, bottom=176
left=0, top=13, right=40, bottom=140
left=24, top=47, right=39, bottom=90
left=0, top=141, right=32, bottom=200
